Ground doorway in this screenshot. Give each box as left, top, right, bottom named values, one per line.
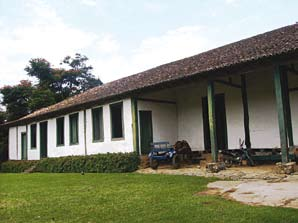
left=139, top=111, right=153, bottom=155
left=40, top=121, right=48, bottom=158
left=202, top=94, right=228, bottom=151
left=21, top=132, right=27, bottom=160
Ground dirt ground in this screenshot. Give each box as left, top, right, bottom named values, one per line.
left=203, top=179, right=298, bottom=209
left=137, top=164, right=287, bottom=180
left=137, top=164, right=298, bottom=208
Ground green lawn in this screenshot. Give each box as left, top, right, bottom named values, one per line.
left=0, top=173, right=297, bottom=223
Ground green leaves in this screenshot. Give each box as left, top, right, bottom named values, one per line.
left=0, top=53, right=103, bottom=122
left=28, top=88, right=56, bottom=112
left=0, top=80, right=34, bottom=121
left=1, top=152, right=140, bottom=173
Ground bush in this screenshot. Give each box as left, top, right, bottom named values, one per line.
left=34, top=152, right=140, bottom=173
left=0, top=160, right=38, bottom=173
left=0, top=153, right=140, bottom=173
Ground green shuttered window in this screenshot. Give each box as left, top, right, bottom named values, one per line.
left=110, top=102, right=124, bottom=139
left=56, top=117, right=65, bottom=146
left=69, top=113, right=79, bottom=144
left=92, top=107, right=104, bottom=141
left=30, top=124, right=37, bottom=149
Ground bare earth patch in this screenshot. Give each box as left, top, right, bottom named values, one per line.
left=138, top=164, right=298, bottom=208
left=204, top=179, right=298, bottom=209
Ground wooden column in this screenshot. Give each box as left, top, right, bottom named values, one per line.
left=241, top=75, right=251, bottom=148
left=274, top=65, right=289, bottom=163
left=282, top=70, right=294, bottom=147
left=131, top=98, right=139, bottom=154
left=207, top=81, right=218, bottom=162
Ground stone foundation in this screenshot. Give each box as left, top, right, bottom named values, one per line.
left=275, top=162, right=296, bottom=174
left=206, top=162, right=226, bottom=173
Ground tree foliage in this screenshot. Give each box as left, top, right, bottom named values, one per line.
left=0, top=110, right=8, bottom=162
left=28, top=88, right=56, bottom=112
left=25, top=53, right=102, bottom=102
left=0, top=53, right=102, bottom=122
left=0, top=80, right=34, bottom=121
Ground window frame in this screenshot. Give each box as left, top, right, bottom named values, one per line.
left=110, top=101, right=125, bottom=140
left=92, top=106, right=104, bottom=142
left=56, top=117, right=65, bottom=146
left=30, top=124, right=37, bottom=149
left=69, top=113, right=79, bottom=145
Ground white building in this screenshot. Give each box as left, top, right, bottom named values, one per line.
left=4, top=24, right=298, bottom=163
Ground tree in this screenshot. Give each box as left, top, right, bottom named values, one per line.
left=28, top=88, right=56, bottom=112
left=62, top=53, right=103, bottom=93
left=0, top=80, right=34, bottom=121
left=0, top=110, right=8, bottom=162
left=24, top=58, right=53, bottom=89
left=25, top=54, right=103, bottom=102
left=0, top=53, right=102, bottom=122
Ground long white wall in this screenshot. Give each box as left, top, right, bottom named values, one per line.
left=8, top=98, right=134, bottom=160
left=8, top=68, right=298, bottom=160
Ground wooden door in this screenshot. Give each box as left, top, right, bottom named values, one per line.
left=139, top=111, right=153, bottom=155
left=40, top=121, right=48, bottom=158
left=202, top=94, right=228, bottom=151
left=21, top=132, right=27, bottom=160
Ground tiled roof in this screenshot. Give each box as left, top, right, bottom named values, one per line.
left=6, top=23, right=298, bottom=126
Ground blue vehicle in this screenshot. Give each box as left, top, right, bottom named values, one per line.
left=148, top=141, right=179, bottom=169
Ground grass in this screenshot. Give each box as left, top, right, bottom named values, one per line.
left=0, top=173, right=297, bottom=223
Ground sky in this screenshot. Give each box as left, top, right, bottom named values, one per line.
left=0, top=0, right=297, bottom=88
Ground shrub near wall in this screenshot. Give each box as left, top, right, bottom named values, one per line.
left=0, top=160, right=38, bottom=173
left=34, top=152, right=140, bottom=173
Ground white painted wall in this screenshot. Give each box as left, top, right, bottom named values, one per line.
left=176, top=83, right=205, bottom=151
left=246, top=69, right=280, bottom=148
left=8, top=98, right=134, bottom=160
left=9, top=125, right=30, bottom=160
left=137, top=100, right=178, bottom=148
left=288, top=72, right=298, bottom=146
left=86, top=99, right=134, bottom=154
left=8, top=127, right=17, bottom=160
left=47, top=111, right=86, bottom=157
left=176, top=79, right=245, bottom=150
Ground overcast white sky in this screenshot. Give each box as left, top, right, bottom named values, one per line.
left=0, top=0, right=297, bottom=87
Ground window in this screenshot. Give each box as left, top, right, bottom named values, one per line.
left=56, top=117, right=65, bottom=146
left=92, top=107, right=104, bottom=141
left=110, top=102, right=124, bottom=139
left=30, top=124, right=37, bottom=149
left=69, top=113, right=79, bottom=144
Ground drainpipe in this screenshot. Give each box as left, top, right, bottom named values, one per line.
left=84, top=110, right=87, bottom=156
left=16, top=126, right=18, bottom=160
left=26, top=125, right=28, bottom=160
